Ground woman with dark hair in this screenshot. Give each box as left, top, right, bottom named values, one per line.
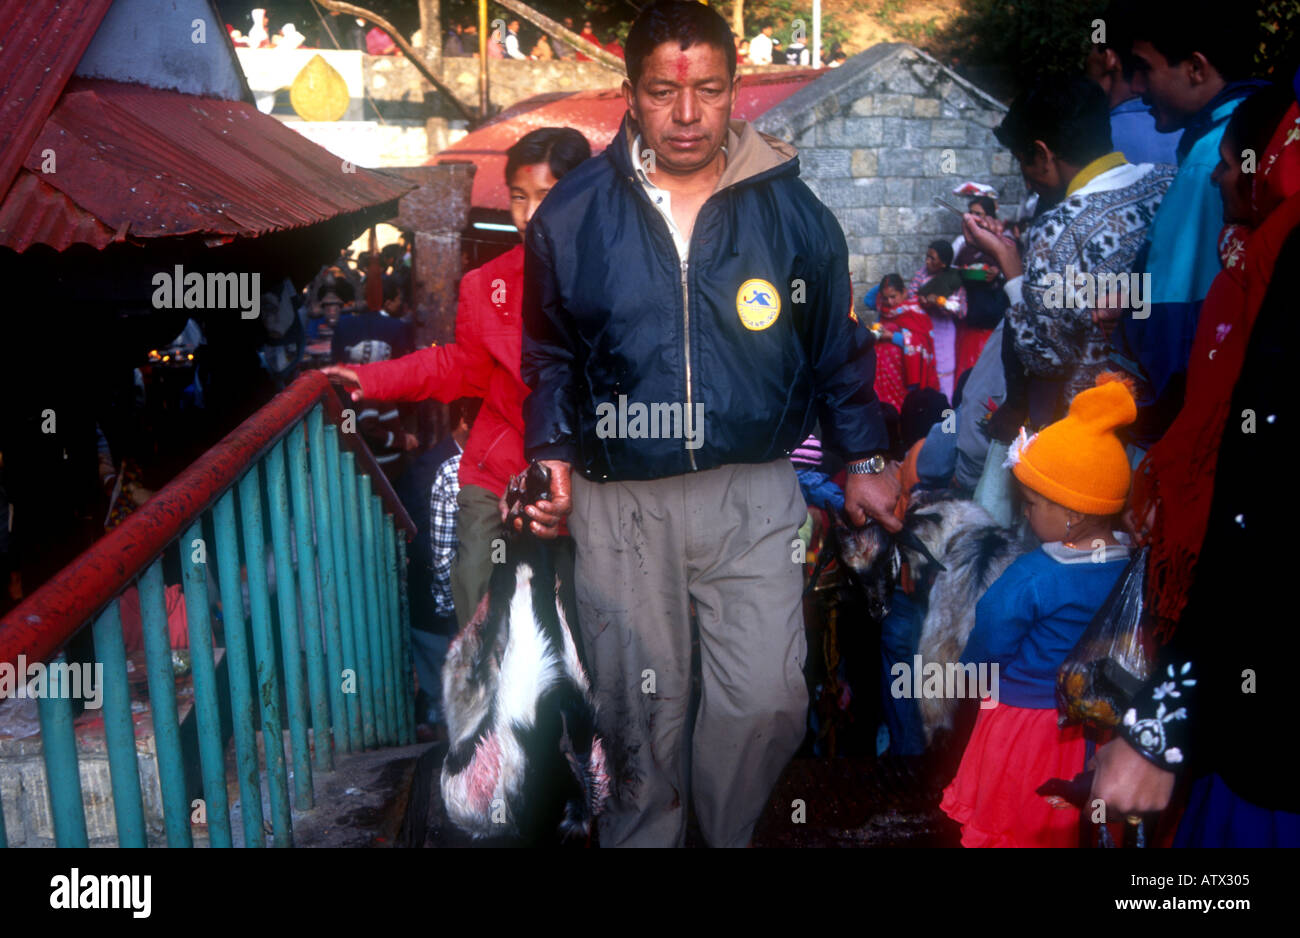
left=322, top=127, right=593, bottom=631
left=907, top=239, right=967, bottom=401
left=1090, top=82, right=1300, bottom=846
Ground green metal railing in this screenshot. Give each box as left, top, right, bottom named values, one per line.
left=0, top=372, right=415, bottom=847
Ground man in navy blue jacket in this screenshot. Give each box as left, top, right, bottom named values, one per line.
left=516, top=0, right=900, bottom=847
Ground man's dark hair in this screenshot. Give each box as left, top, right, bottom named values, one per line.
left=625, top=0, right=736, bottom=90
left=381, top=277, right=402, bottom=303
left=879, top=273, right=905, bottom=294
left=504, top=127, right=593, bottom=185
left=968, top=195, right=997, bottom=216
left=450, top=396, right=482, bottom=428
left=1128, top=0, right=1257, bottom=81
left=927, top=239, right=954, bottom=267
left=1224, top=82, right=1293, bottom=156
left=1095, top=0, right=1139, bottom=82
left=995, top=75, right=1114, bottom=166
left=317, top=278, right=354, bottom=303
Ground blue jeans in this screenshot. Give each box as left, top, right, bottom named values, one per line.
left=879, top=590, right=927, bottom=755
left=411, top=628, right=451, bottom=723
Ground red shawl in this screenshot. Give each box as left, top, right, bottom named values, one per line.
left=1132, top=102, right=1300, bottom=633
left=873, top=301, right=940, bottom=409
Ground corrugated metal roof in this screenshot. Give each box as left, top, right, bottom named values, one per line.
left=0, top=79, right=415, bottom=253
left=435, top=69, right=826, bottom=212
left=0, top=0, right=115, bottom=202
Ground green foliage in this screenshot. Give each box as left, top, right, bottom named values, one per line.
left=933, top=0, right=1109, bottom=90
left=1257, top=0, right=1300, bottom=77
left=920, top=0, right=1300, bottom=97
left=740, top=0, right=851, bottom=52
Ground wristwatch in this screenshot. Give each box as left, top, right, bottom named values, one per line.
left=846, top=454, right=888, bottom=475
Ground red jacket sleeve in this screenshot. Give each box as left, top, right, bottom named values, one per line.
left=353, top=272, right=494, bottom=402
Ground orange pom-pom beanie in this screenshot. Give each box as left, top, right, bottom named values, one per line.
left=1008, top=375, right=1137, bottom=515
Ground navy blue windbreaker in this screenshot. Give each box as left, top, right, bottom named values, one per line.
left=521, top=114, right=888, bottom=482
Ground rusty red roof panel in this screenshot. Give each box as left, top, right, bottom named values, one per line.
left=0, top=171, right=119, bottom=252
left=0, top=79, right=415, bottom=253
left=435, top=68, right=825, bottom=212
left=0, top=0, right=115, bottom=202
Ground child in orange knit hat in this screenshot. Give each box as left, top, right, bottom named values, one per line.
left=940, top=376, right=1136, bottom=847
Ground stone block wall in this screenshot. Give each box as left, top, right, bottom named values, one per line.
left=0, top=710, right=168, bottom=847
left=757, top=45, right=1025, bottom=299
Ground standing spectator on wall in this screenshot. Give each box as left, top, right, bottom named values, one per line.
left=369, top=25, right=397, bottom=55
left=531, top=35, right=554, bottom=60
left=443, top=22, right=465, bottom=58
left=576, top=20, right=600, bottom=62
left=748, top=22, right=774, bottom=65
left=504, top=20, right=527, bottom=60
left=553, top=17, right=576, bottom=59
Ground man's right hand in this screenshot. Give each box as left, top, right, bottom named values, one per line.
left=320, top=365, right=364, bottom=402
left=962, top=212, right=1021, bottom=279
left=503, top=460, right=573, bottom=539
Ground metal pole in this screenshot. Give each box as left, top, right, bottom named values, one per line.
left=92, top=599, right=148, bottom=847
left=374, top=498, right=398, bottom=744
left=266, top=440, right=314, bottom=810
left=138, top=558, right=193, bottom=847
left=359, top=478, right=391, bottom=745
left=237, top=467, right=294, bottom=847
left=341, top=452, right=378, bottom=748
left=813, top=0, right=821, bottom=68
left=213, top=490, right=266, bottom=847
left=35, top=653, right=90, bottom=847
left=384, top=515, right=409, bottom=744
left=180, top=520, right=233, bottom=847
left=395, top=535, right=414, bottom=743
left=478, top=0, right=489, bottom=119
left=325, top=426, right=363, bottom=749
left=290, top=418, right=335, bottom=773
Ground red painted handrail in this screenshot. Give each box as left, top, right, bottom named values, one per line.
left=0, top=370, right=415, bottom=671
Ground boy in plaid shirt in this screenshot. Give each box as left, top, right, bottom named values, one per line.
left=412, top=398, right=480, bottom=737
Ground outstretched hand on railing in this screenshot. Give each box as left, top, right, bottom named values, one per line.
left=320, top=365, right=364, bottom=402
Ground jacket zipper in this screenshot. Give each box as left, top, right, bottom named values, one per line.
left=680, top=256, right=696, bottom=471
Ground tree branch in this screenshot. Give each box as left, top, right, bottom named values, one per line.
left=316, top=0, right=476, bottom=121
left=490, top=0, right=628, bottom=73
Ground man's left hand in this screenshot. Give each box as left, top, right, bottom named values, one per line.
left=843, top=463, right=903, bottom=532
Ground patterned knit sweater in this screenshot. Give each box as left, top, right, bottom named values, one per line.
left=1004, top=162, right=1175, bottom=406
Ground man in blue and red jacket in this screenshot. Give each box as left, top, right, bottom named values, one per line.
left=514, top=0, right=901, bottom=848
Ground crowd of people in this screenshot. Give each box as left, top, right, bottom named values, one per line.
left=221, top=5, right=847, bottom=68
left=738, top=19, right=846, bottom=68
left=182, top=0, right=1294, bottom=850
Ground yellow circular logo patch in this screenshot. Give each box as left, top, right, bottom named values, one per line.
left=736, top=279, right=781, bottom=331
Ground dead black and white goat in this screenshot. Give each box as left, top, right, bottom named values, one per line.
left=440, top=463, right=609, bottom=843
left=831, top=490, right=1028, bottom=745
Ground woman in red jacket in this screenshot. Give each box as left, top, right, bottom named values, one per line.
left=322, top=127, right=592, bottom=627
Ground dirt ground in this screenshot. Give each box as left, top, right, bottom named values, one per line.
left=401, top=741, right=963, bottom=848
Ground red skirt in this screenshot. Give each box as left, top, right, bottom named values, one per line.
left=940, top=701, right=1088, bottom=848
left=955, top=323, right=993, bottom=380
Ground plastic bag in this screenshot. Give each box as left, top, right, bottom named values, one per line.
left=1056, top=546, right=1155, bottom=727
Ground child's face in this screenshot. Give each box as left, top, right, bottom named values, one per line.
left=880, top=285, right=904, bottom=311
left=1018, top=482, right=1074, bottom=543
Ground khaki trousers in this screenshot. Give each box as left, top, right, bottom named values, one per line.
left=450, top=484, right=503, bottom=631
left=570, top=459, right=808, bottom=847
